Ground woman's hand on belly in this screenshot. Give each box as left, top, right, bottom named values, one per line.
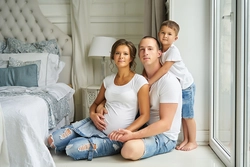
left=90, top=112, right=107, bottom=131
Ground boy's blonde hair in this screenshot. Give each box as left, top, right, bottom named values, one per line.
left=160, top=20, right=180, bottom=36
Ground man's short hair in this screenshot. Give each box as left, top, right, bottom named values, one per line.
left=140, top=36, right=161, bottom=49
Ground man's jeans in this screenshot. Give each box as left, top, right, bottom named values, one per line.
left=141, top=133, right=177, bottom=159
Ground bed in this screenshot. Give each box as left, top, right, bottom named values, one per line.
left=0, top=0, right=74, bottom=166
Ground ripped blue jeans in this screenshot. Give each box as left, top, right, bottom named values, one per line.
left=50, top=117, right=123, bottom=161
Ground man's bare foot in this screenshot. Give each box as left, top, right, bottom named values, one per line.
left=175, top=140, right=188, bottom=150
left=180, top=142, right=197, bottom=151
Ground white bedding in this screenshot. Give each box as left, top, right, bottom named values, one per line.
left=0, top=83, right=75, bottom=167
left=0, top=104, right=10, bottom=167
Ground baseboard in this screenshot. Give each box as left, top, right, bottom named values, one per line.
left=177, top=130, right=209, bottom=146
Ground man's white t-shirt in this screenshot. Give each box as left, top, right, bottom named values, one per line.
left=103, top=73, right=148, bottom=135
left=160, top=44, right=193, bottom=89
left=149, top=72, right=182, bottom=141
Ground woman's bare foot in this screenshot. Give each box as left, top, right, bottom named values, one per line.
left=175, top=140, right=188, bottom=150
left=180, top=142, right=197, bottom=151
left=48, top=135, right=55, bottom=148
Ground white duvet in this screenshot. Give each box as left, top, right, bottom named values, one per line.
left=0, top=83, right=75, bottom=167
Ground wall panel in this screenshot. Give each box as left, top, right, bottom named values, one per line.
left=89, top=0, right=144, bottom=76
left=38, top=0, right=71, bottom=35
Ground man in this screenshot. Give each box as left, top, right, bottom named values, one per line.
left=108, top=36, right=182, bottom=160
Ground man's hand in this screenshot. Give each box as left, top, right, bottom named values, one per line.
left=96, top=103, right=108, bottom=115
left=90, top=112, right=106, bottom=131
left=90, top=101, right=108, bottom=131
left=108, top=129, right=133, bottom=142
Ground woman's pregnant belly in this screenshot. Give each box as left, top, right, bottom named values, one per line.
left=102, top=107, right=136, bottom=135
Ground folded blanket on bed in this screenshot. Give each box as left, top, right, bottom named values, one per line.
left=0, top=84, right=74, bottom=129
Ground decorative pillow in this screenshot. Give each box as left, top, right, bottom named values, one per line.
left=0, top=64, right=38, bottom=87
left=0, top=60, right=8, bottom=68
left=0, top=53, right=64, bottom=86
left=3, top=38, right=60, bottom=56
left=0, top=39, right=7, bottom=53
left=33, top=39, right=60, bottom=56
left=8, top=57, right=41, bottom=82
left=45, top=83, right=75, bottom=101
left=47, top=60, right=65, bottom=86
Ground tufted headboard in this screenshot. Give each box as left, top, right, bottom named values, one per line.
left=0, top=0, right=72, bottom=84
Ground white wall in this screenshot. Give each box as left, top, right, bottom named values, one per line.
left=88, top=0, right=144, bottom=84
left=39, top=0, right=210, bottom=145
left=38, top=0, right=71, bottom=35
left=169, top=0, right=210, bottom=144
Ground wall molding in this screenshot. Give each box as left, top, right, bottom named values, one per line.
left=46, top=16, right=70, bottom=24
left=90, top=16, right=144, bottom=23
left=38, top=0, right=70, bottom=5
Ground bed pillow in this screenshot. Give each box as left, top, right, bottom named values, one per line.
left=3, top=38, right=60, bottom=56
left=0, top=39, right=7, bottom=53
left=0, top=64, right=38, bottom=87
left=8, top=57, right=41, bottom=82
left=0, top=60, right=8, bottom=68
left=0, top=53, right=64, bottom=86
left=45, top=83, right=75, bottom=101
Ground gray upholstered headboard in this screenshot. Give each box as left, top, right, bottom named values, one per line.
left=0, top=0, right=72, bottom=84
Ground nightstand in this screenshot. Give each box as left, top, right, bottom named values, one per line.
left=82, top=85, right=100, bottom=118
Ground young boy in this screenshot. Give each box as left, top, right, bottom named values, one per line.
left=147, top=20, right=197, bottom=151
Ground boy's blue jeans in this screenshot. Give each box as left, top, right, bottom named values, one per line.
left=182, top=83, right=196, bottom=118
left=51, top=117, right=123, bottom=160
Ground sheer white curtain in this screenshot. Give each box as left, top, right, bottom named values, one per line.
left=71, top=0, right=94, bottom=121
left=144, top=0, right=168, bottom=37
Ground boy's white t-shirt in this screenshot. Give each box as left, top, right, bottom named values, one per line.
left=149, top=72, right=182, bottom=141
left=103, top=73, right=148, bottom=135
left=160, top=44, right=193, bottom=89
